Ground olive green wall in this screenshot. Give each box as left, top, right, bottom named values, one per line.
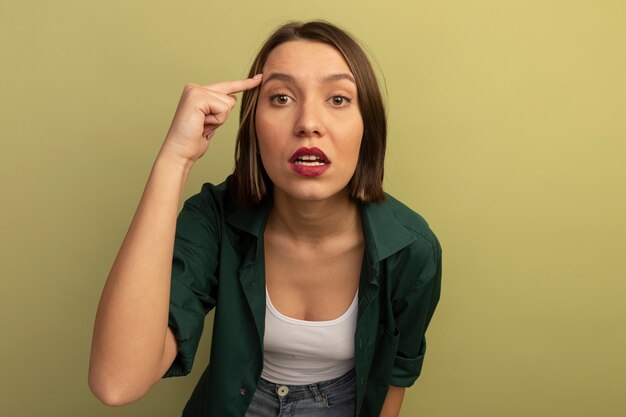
left=2, top=0, right=625, bottom=416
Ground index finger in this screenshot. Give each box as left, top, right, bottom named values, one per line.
left=208, top=74, right=263, bottom=95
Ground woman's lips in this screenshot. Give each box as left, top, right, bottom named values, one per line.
left=288, top=147, right=330, bottom=163
left=289, top=147, right=331, bottom=177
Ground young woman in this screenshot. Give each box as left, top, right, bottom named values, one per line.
left=89, top=20, right=442, bottom=417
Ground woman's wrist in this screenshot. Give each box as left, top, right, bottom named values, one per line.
left=155, top=148, right=194, bottom=178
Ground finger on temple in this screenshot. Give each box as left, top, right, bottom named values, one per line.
left=209, top=75, right=263, bottom=95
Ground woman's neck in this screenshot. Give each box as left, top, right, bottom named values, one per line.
left=267, top=188, right=361, bottom=243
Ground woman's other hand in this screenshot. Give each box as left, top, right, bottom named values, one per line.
left=160, top=74, right=263, bottom=163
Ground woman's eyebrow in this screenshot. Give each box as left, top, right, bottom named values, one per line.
left=263, top=72, right=356, bottom=85
left=323, top=73, right=355, bottom=84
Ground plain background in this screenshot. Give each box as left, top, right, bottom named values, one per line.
left=1, top=1, right=625, bottom=416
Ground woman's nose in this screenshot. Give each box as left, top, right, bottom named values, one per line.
left=293, top=99, right=325, bottom=138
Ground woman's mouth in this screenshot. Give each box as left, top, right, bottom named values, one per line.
left=289, top=147, right=331, bottom=176
left=293, top=155, right=326, bottom=166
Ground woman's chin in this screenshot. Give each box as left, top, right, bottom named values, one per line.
left=273, top=183, right=350, bottom=204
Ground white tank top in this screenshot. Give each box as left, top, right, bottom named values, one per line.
left=261, top=287, right=358, bottom=385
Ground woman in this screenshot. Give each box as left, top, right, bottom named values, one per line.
left=89, top=20, right=442, bottom=417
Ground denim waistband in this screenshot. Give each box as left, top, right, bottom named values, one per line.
left=256, top=368, right=356, bottom=400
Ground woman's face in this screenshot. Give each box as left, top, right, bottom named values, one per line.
left=255, top=40, right=364, bottom=203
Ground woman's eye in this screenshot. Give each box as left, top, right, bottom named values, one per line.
left=330, top=96, right=351, bottom=106
left=270, top=94, right=291, bottom=105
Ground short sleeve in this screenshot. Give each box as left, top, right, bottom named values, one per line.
left=389, top=236, right=442, bottom=387
left=162, top=193, right=220, bottom=378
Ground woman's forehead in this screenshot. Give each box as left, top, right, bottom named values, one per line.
left=262, top=40, right=353, bottom=79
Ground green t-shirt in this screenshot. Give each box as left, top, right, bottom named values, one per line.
left=163, top=177, right=442, bottom=417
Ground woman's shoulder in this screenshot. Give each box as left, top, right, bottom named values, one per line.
left=360, top=192, right=441, bottom=279
left=373, top=193, right=442, bottom=289
left=182, top=175, right=238, bottom=213
left=376, top=192, right=439, bottom=247
left=181, top=176, right=270, bottom=237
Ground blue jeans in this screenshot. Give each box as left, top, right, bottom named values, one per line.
left=245, top=368, right=356, bottom=417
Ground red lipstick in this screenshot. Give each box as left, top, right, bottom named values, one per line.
left=288, top=147, right=331, bottom=177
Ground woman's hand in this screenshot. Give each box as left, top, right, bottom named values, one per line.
left=159, top=74, right=263, bottom=164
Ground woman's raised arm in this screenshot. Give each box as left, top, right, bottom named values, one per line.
left=87, top=76, right=262, bottom=407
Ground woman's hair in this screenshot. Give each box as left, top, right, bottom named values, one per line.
left=232, top=20, right=387, bottom=206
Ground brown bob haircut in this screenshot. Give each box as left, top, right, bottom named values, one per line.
left=232, top=20, right=387, bottom=206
